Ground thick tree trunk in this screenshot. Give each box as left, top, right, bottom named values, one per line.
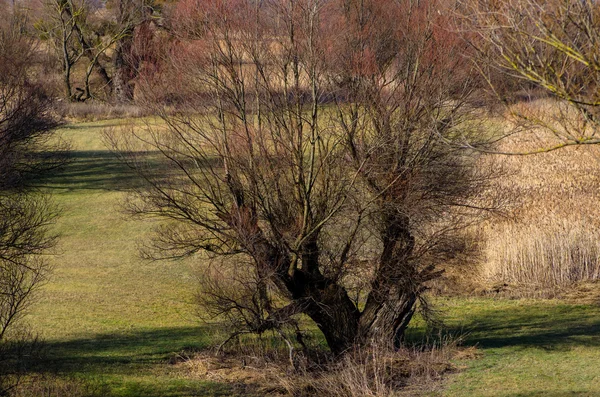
left=243, top=207, right=420, bottom=354
left=293, top=236, right=358, bottom=354
left=113, top=35, right=135, bottom=103
left=281, top=220, right=419, bottom=354
left=358, top=211, right=418, bottom=348
left=359, top=290, right=417, bottom=349
left=296, top=271, right=416, bottom=354
left=299, top=272, right=360, bottom=355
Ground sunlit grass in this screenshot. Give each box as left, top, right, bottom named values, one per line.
left=21, top=119, right=240, bottom=395
left=415, top=298, right=600, bottom=397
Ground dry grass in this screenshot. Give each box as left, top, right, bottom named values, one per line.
left=480, top=99, right=600, bottom=293
left=484, top=221, right=600, bottom=290
left=56, top=101, right=149, bottom=122
left=178, top=337, right=467, bottom=397
left=280, top=345, right=460, bottom=397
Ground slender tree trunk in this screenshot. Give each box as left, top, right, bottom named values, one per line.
left=75, top=26, right=112, bottom=98
left=62, top=54, right=72, bottom=100
left=61, top=24, right=73, bottom=100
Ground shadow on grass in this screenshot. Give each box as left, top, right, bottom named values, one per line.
left=35, top=150, right=223, bottom=192
left=61, top=122, right=130, bottom=131
left=33, top=150, right=162, bottom=191
left=24, top=326, right=240, bottom=396
left=37, top=326, right=209, bottom=372
left=409, top=300, right=600, bottom=352
left=459, top=303, right=600, bottom=351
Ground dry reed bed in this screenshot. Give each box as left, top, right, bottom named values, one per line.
left=482, top=101, right=600, bottom=291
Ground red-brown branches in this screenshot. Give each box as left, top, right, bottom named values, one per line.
left=119, top=0, right=502, bottom=354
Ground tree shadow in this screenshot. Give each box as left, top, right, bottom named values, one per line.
left=457, top=303, right=600, bottom=351
left=409, top=301, right=600, bottom=352
left=35, top=150, right=224, bottom=192
left=21, top=326, right=242, bottom=396
left=37, top=326, right=208, bottom=372
left=32, top=150, right=162, bottom=191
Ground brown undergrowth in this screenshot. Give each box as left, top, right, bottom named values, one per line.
left=427, top=100, right=600, bottom=299
left=56, top=102, right=149, bottom=122
left=176, top=335, right=473, bottom=397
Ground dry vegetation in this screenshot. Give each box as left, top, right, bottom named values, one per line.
left=177, top=337, right=472, bottom=397
left=479, top=99, right=600, bottom=295
left=56, top=101, right=149, bottom=121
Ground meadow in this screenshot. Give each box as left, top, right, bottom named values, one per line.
left=16, top=118, right=600, bottom=396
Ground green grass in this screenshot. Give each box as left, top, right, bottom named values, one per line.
left=20, top=118, right=600, bottom=396
left=416, top=298, right=600, bottom=397
left=23, top=119, right=240, bottom=396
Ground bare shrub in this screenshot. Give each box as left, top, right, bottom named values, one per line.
left=56, top=101, right=148, bottom=121
left=0, top=12, right=60, bottom=341
left=179, top=338, right=465, bottom=397
left=462, top=0, right=600, bottom=152
left=281, top=343, right=458, bottom=397
left=112, top=0, right=504, bottom=355
left=0, top=10, right=63, bottom=395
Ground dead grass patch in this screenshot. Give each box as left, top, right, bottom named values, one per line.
left=177, top=338, right=470, bottom=397
left=558, top=280, right=600, bottom=304
left=56, top=101, right=149, bottom=122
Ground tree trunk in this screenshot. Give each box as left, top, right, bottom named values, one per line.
left=61, top=33, right=73, bottom=100
left=241, top=205, right=419, bottom=354
left=293, top=236, right=361, bottom=354
left=113, top=34, right=135, bottom=103
left=359, top=290, right=417, bottom=349
left=63, top=59, right=73, bottom=100
left=299, top=272, right=360, bottom=355
left=76, top=26, right=112, bottom=99
left=358, top=211, right=418, bottom=349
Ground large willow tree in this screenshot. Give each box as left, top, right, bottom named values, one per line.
left=114, top=0, right=501, bottom=354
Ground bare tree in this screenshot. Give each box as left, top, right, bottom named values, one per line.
left=0, top=13, right=62, bottom=394
left=38, top=0, right=86, bottom=100
left=38, top=0, right=127, bottom=101
left=462, top=0, right=600, bottom=152
left=112, top=0, right=501, bottom=354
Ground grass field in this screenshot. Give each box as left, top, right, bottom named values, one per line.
left=431, top=298, right=600, bottom=397
left=18, top=119, right=600, bottom=396
left=25, top=120, right=232, bottom=396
